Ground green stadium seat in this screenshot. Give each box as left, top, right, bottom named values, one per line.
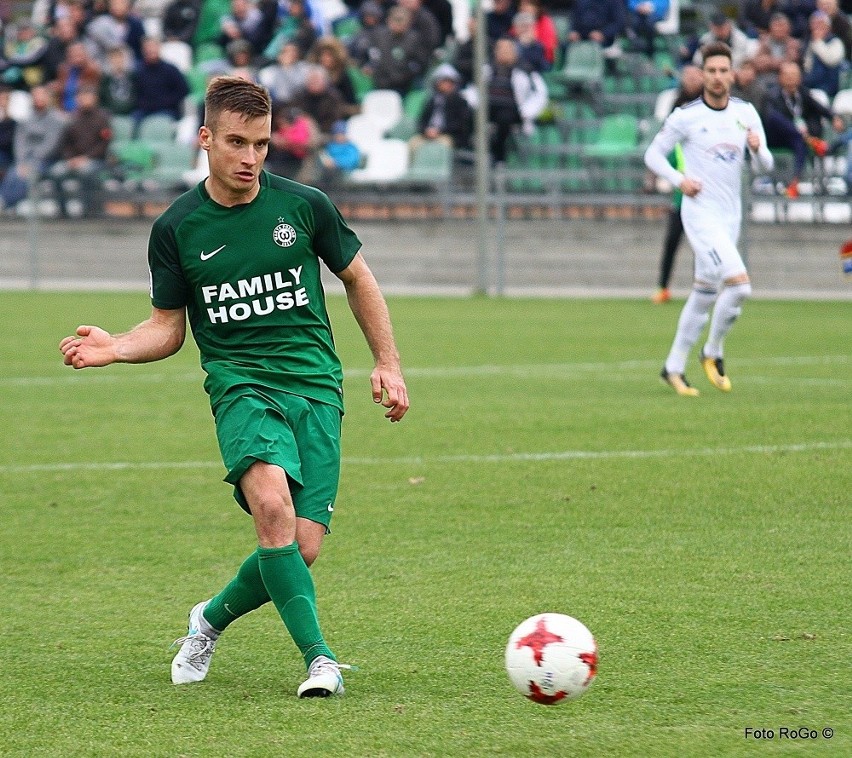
left=186, top=66, right=210, bottom=104
left=148, top=142, right=198, bottom=189
left=193, top=42, right=225, bottom=65
left=110, top=114, right=134, bottom=142
left=553, top=41, right=604, bottom=95
left=550, top=14, right=571, bottom=70
left=386, top=115, right=419, bottom=141
left=348, top=66, right=374, bottom=104
left=137, top=114, right=178, bottom=144
left=332, top=16, right=361, bottom=42
left=405, top=140, right=453, bottom=186
left=403, top=87, right=429, bottom=120
left=111, top=139, right=157, bottom=180
left=584, top=114, right=640, bottom=157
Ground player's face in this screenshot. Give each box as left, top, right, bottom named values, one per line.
left=201, top=109, right=271, bottom=206
left=702, top=55, right=733, bottom=102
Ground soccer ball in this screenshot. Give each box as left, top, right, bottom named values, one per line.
left=505, top=613, right=598, bottom=705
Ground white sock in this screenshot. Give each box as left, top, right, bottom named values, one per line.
left=704, top=282, right=752, bottom=358
left=665, top=285, right=717, bottom=374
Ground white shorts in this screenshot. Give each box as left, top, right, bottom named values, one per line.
left=682, top=212, right=746, bottom=286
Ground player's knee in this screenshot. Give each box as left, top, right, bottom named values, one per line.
left=693, top=278, right=718, bottom=296
left=690, top=282, right=718, bottom=317
left=249, top=492, right=296, bottom=546
left=727, top=280, right=752, bottom=306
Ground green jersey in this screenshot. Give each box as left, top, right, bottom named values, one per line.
left=148, top=170, right=361, bottom=411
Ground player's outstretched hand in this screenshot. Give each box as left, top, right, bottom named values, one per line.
left=371, top=365, right=409, bottom=422
left=59, top=325, right=117, bottom=369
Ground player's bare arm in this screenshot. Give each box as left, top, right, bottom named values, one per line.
left=59, top=307, right=187, bottom=369
left=336, top=253, right=409, bottom=422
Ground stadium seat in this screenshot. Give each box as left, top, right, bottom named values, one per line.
left=111, top=140, right=157, bottom=181
left=348, top=138, right=409, bottom=184
left=332, top=16, right=361, bottom=42
left=137, top=114, right=178, bottom=143
left=551, top=14, right=571, bottom=69
left=193, top=42, right=225, bottom=65
left=186, top=66, right=211, bottom=104
left=583, top=114, right=640, bottom=157
left=347, top=66, right=374, bottom=103
left=148, top=142, right=198, bottom=189
left=361, top=89, right=404, bottom=134
left=653, top=88, right=677, bottom=122
left=7, top=89, right=32, bottom=121
left=404, top=140, right=453, bottom=186
left=160, top=39, right=193, bottom=73
left=320, top=0, right=350, bottom=28
left=182, top=148, right=209, bottom=186
left=832, top=89, right=852, bottom=116
left=638, top=117, right=663, bottom=151
left=555, top=41, right=605, bottom=95
left=652, top=49, right=677, bottom=75
left=345, top=114, right=385, bottom=153
left=506, top=125, right=564, bottom=192
left=655, top=0, right=680, bottom=35
left=110, top=114, right=135, bottom=142
left=403, top=87, right=429, bottom=120
left=581, top=113, right=643, bottom=192
left=385, top=114, right=419, bottom=141
left=809, top=88, right=830, bottom=109
left=175, top=101, right=202, bottom=146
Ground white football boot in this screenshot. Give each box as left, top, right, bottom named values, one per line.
left=297, top=655, right=350, bottom=698
left=171, top=601, right=217, bottom=684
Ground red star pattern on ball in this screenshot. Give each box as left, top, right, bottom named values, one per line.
left=514, top=616, right=564, bottom=666
left=527, top=681, right=568, bottom=705
left=579, top=649, right=598, bottom=685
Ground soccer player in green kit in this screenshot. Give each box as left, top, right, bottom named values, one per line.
left=59, top=76, right=410, bottom=697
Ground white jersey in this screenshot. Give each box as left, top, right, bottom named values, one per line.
left=644, top=96, right=773, bottom=228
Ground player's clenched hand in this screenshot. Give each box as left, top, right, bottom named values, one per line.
left=746, top=128, right=761, bottom=152
left=679, top=177, right=702, bottom=197
left=59, top=325, right=117, bottom=368
left=371, top=365, right=409, bottom=422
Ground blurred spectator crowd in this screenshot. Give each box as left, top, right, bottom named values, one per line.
left=0, top=0, right=850, bottom=217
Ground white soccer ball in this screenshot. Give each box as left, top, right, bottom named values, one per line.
left=505, top=613, right=598, bottom=705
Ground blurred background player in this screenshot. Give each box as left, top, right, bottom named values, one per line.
left=644, top=42, right=773, bottom=396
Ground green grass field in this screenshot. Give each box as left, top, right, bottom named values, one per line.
left=1, top=293, right=849, bottom=757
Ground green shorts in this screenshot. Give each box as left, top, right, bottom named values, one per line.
left=212, top=386, right=342, bottom=530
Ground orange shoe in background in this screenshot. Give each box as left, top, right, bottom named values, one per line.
left=785, top=179, right=800, bottom=198
left=651, top=287, right=671, bottom=304
left=806, top=136, right=829, bottom=157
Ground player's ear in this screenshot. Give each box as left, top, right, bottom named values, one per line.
left=199, top=125, right=212, bottom=151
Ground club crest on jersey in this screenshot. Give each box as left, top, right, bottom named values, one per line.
left=273, top=219, right=297, bottom=247
left=711, top=143, right=739, bottom=162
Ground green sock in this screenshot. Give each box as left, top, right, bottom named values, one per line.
left=204, top=551, right=270, bottom=632
left=257, top=543, right=335, bottom=668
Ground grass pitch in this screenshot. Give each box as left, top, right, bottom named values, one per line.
left=1, top=293, right=849, bottom=757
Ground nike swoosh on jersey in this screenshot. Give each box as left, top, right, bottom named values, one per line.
left=200, top=244, right=226, bottom=261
